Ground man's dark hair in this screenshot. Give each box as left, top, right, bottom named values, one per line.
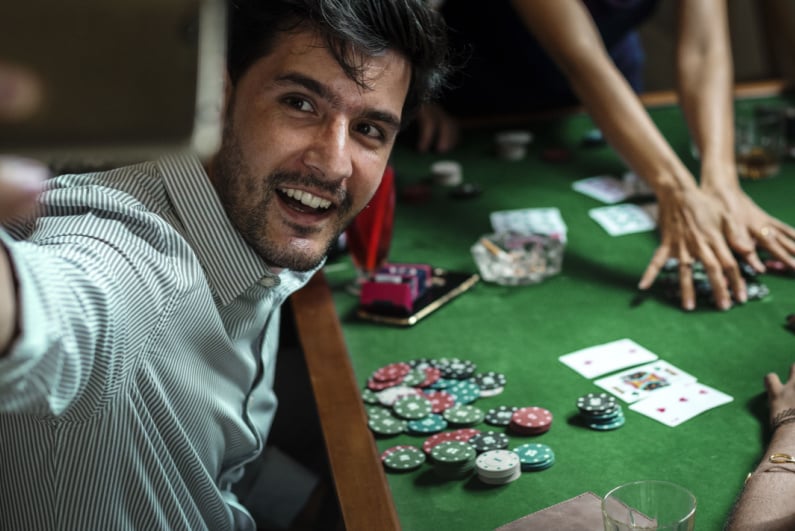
left=227, top=0, right=450, bottom=124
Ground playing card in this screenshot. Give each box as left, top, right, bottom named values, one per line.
left=622, top=171, right=655, bottom=198
left=588, top=204, right=657, bottom=236
left=594, top=360, right=697, bottom=403
left=558, top=338, right=659, bottom=379
left=572, top=176, right=630, bottom=204
left=489, top=207, right=568, bottom=242
left=629, top=381, right=734, bottom=427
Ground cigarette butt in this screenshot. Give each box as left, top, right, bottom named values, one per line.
left=480, top=237, right=508, bottom=259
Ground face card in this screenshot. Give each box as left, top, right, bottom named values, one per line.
left=594, top=360, right=697, bottom=403
left=629, top=381, right=734, bottom=427
left=489, top=207, right=568, bottom=242
left=572, top=176, right=630, bottom=204
left=558, top=338, right=659, bottom=379
left=588, top=204, right=657, bottom=236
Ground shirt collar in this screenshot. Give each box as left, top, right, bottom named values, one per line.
left=157, top=153, right=276, bottom=306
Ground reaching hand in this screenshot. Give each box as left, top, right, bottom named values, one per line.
left=638, top=184, right=752, bottom=311
left=706, top=185, right=795, bottom=273
left=415, top=102, right=460, bottom=153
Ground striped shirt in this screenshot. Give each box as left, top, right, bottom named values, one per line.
left=0, top=155, right=319, bottom=530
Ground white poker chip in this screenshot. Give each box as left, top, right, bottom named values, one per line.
left=377, top=385, right=421, bottom=406
left=475, top=449, right=521, bottom=479
left=430, top=160, right=463, bottom=187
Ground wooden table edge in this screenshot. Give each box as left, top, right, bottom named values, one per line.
left=291, top=270, right=401, bottom=531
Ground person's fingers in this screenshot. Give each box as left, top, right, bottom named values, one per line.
left=0, top=64, right=43, bottom=122
left=0, top=157, right=48, bottom=222
left=755, top=224, right=795, bottom=269
left=638, top=245, right=670, bottom=290
left=787, top=362, right=795, bottom=386
left=764, top=371, right=783, bottom=397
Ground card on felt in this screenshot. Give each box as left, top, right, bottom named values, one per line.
left=629, top=381, right=734, bottom=427
left=489, top=207, right=568, bottom=242
left=558, top=338, right=659, bottom=379
left=589, top=204, right=657, bottom=236
left=594, top=360, right=697, bottom=403
left=572, top=176, right=630, bottom=204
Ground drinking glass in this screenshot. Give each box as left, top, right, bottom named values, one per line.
left=602, top=480, right=696, bottom=531
left=344, top=165, right=396, bottom=292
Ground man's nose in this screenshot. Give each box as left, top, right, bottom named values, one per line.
left=303, top=117, right=353, bottom=181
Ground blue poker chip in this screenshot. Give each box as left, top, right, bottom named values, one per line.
left=407, top=414, right=448, bottom=435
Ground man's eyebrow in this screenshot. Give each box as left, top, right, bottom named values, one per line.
left=275, top=72, right=402, bottom=130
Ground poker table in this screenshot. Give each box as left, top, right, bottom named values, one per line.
left=290, top=82, right=795, bottom=531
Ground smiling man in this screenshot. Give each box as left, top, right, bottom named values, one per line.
left=0, top=1, right=449, bottom=529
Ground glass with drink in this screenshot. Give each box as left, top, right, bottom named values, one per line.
left=735, top=105, right=786, bottom=180
left=345, top=165, right=396, bottom=291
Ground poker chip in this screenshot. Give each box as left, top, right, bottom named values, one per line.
left=365, top=405, right=391, bottom=420
left=473, top=371, right=507, bottom=390
left=513, top=443, right=555, bottom=471
left=423, top=390, right=456, bottom=413
left=449, top=182, right=482, bottom=199
left=376, top=385, right=422, bottom=407
left=478, top=386, right=505, bottom=398
left=428, top=377, right=456, bottom=390
left=392, top=394, right=433, bottom=420
left=400, top=368, right=428, bottom=387
left=581, top=128, right=605, bottom=147
left=381, top=445, right=426, bottom=472
left=443, top=404, right=485, bottom=427
left=446, top=380, right=481, bottom=405
left=430, top=440, right=477, bottom=479
left=407, top=414, right=448, bottom=435
left=368, top=415, right=407, bottom=437
left=577, top=394, right=626, bottom=431
left=469, top=431, right=510, bottom=453
left=475, top=449, right=522, bottom=485
left=485, top=406, right=519, bottom=427
left=430, top=160, right=463, bottom=187
left=361, top=388, right=380, bottom=405
left=495, top=130, right=533, bottom=161
left=434, top=357, right=477, bottom=379
left=366, top=376, right=402, bottom=391
left=576, top=392, right=617, bottom=414
left=371, top=362, right=412, bottom=382
left=415, top=366, right=442, bottom=388
left=509, top=406, right=553, bottom=435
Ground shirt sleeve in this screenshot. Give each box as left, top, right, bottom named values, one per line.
left=0, top=203, right=187, bottom=420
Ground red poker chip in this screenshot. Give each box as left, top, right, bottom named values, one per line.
left=422, top=390, right=456, bottom=414
left=510, top=407, right=553, bottom=429
left=372, top=362, right=412, bottom=383
left=366, top=376, right=403, bottom=391
left=450, top=428, right=481, bottom=442
left=380, top=445, right=417, bottom=462
left=416, top=366, right=442, bottom=388
left=422, top=431, right=461, bottom=455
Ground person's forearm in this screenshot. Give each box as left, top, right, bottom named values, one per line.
left=727, top=423, right=795, bottom=530
left=675, top=0, right=737, bottom=191
left=0, top=243, right=17, bottom=355
left=510, top=0, right=698, bottom=196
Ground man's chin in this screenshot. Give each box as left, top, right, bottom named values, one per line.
left=259, top=238, right=331, bottom=272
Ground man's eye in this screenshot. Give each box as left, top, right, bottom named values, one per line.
left=283, top=96, right=314, bottom=112
left=355, top=122, right=385, bottom=141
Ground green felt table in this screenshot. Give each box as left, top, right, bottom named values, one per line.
left=311, top=90, right=795, bottom=531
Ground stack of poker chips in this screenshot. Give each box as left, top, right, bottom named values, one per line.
left=475, top=449, right=522, bottom=485
left=429, top=440, right=477, bottom=479
left=513, top=443, right=555, bottom=472
left=576, top=392, right=625, bottom=431
left=508, top=406, right=553, bottom=435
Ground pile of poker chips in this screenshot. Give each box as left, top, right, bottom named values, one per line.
left=576, top=392, right=625, bottom=431
left=654, top=258, right=770, bottom=305
left=363, top=358, right=557, bottom=483
left=475, top=449, right=522, bottom=485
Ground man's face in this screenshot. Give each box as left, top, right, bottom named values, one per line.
left=209, top=28, right=410, bottom=272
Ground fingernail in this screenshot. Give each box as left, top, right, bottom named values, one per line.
left=720, top=299, right=733, bottom=311
left=0, top=157, right=49, bottom=191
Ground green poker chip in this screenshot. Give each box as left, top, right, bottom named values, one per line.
left=368, top=415, right=407, bottom=436
left=430, top=440, right=476, bottom=465
left=443, top=404, right=485, bottom=426
left=382, top=445, right=426, bottom=472
left=513, top=443, right=555, bottom=471
left=400, top=368, right=427, bottom=387
left=392, top=394, right=433, bottom=420
left=407, top=413, right=448, bottom=435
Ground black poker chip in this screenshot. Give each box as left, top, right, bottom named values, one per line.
left=434, top=357, right=477, bottom=380
left=485, top=405, right=518, bottom=427
left=576, top=392, right=616, bottom=414
left=473, top=371, right=507, bottom=390
left=469, top=431, right=510, bottom=453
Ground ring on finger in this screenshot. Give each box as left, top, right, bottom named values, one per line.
left=760, top=226, right=774, bottom=238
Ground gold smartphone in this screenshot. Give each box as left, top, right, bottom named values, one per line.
left=0, top=0, right=226, bottom=167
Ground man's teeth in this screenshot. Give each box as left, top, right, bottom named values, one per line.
left=281, top=188, right=331, bottom=209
